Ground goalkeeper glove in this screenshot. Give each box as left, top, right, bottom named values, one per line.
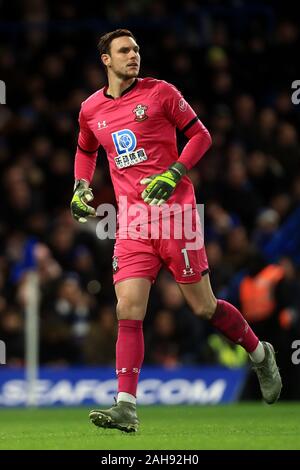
left=141, top=162, right=187, bottom=206
left=70, top=179, right=96, bottom=223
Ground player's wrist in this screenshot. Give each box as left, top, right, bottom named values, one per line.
left=168, top=162, right=187, bottom=182
left=74, top=179, right=90, bottom=192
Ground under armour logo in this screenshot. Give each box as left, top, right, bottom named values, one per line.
left=183, top=267, right=194, bottom=276
left=98, top=120, right=108, bottom=130
left=116, top=367, right=140, bottom=375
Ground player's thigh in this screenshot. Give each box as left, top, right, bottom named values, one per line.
left=113, top=236, right=161, bottom=285
left=115, top=278, right=152, bottom=320
left=178, top=272, right=217, bottom=319
left=113, top=237, right=160, bottom=320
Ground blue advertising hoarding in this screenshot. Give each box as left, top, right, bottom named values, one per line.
left=0, top=366, right=247, bottom=406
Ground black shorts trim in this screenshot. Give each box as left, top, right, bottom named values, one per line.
left=201, top=268, right=210, bottom=276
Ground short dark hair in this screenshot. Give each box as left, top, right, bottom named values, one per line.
left=97, top=29, right=136, bottom=56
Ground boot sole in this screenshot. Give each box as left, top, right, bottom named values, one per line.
left=89, top=411, right=138, bottom=433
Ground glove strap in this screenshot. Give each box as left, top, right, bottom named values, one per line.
left=74, top=179, right=89, bottom=192
left=168, top=162, right=187, bottom=182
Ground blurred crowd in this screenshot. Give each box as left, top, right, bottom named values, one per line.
left=1, top=0, right=300, bottom=398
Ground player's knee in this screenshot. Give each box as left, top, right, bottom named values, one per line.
left=116, top=297, right=145, bottom=320
left=193, top=302, right=216, bottom=320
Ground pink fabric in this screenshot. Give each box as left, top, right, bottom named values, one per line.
left=113, top=209, right=208, bottom=285
left=73, top=78, right=208, bottom=215
left=211, top=299, right=259, bottom=353
left=74, top=149, right=97, bottom=183
left=116, top=319, right=144, bottom=397
left=178, top=120, right=212, bottom=170
left=74, top=103, right=99, bottom=182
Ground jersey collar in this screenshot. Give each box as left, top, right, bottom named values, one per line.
left=103, top=79, right=138, bottom=99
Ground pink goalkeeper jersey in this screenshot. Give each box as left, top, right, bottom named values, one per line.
left=76, top=77, right=204, bottom=218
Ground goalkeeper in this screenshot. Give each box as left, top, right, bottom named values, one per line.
left=71, top=29, right=282, bottom=433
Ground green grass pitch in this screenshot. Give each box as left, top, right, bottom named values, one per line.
left=0, top=403, right=299, bottom=450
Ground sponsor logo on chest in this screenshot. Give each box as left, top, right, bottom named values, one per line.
left=112, top=128, right=148, bottom=169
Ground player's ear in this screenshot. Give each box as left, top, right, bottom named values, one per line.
left=101, top=53, right=111, bottom=67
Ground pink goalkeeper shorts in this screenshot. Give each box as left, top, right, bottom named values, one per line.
left=112, top=209, right=209, bottom=284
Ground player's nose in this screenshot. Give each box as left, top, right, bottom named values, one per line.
left=128, top=50, right=139, bottom=61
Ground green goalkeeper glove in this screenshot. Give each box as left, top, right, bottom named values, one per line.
left=141, top=162, right=187, bottom=206
left=70, top=179, right=96, bottom=223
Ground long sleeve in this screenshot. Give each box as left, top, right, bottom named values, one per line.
left=74, top=105, right=99, bottom=183
left=158, top=80, right=212, bottom=170
left=178, top=119, right=212, bottom=170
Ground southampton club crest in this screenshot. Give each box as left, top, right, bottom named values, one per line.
left=133, top=104, right=148, bottom=122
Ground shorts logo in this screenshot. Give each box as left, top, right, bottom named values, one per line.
left=183, top=267, right=195, bottom=276
left=133, top=104, right=148, bottom=122
left=112, top=255, right=119, bottom=273
left=179, top=98, right=188, bottom=112
left=112, top=129, right=148, bottom=169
